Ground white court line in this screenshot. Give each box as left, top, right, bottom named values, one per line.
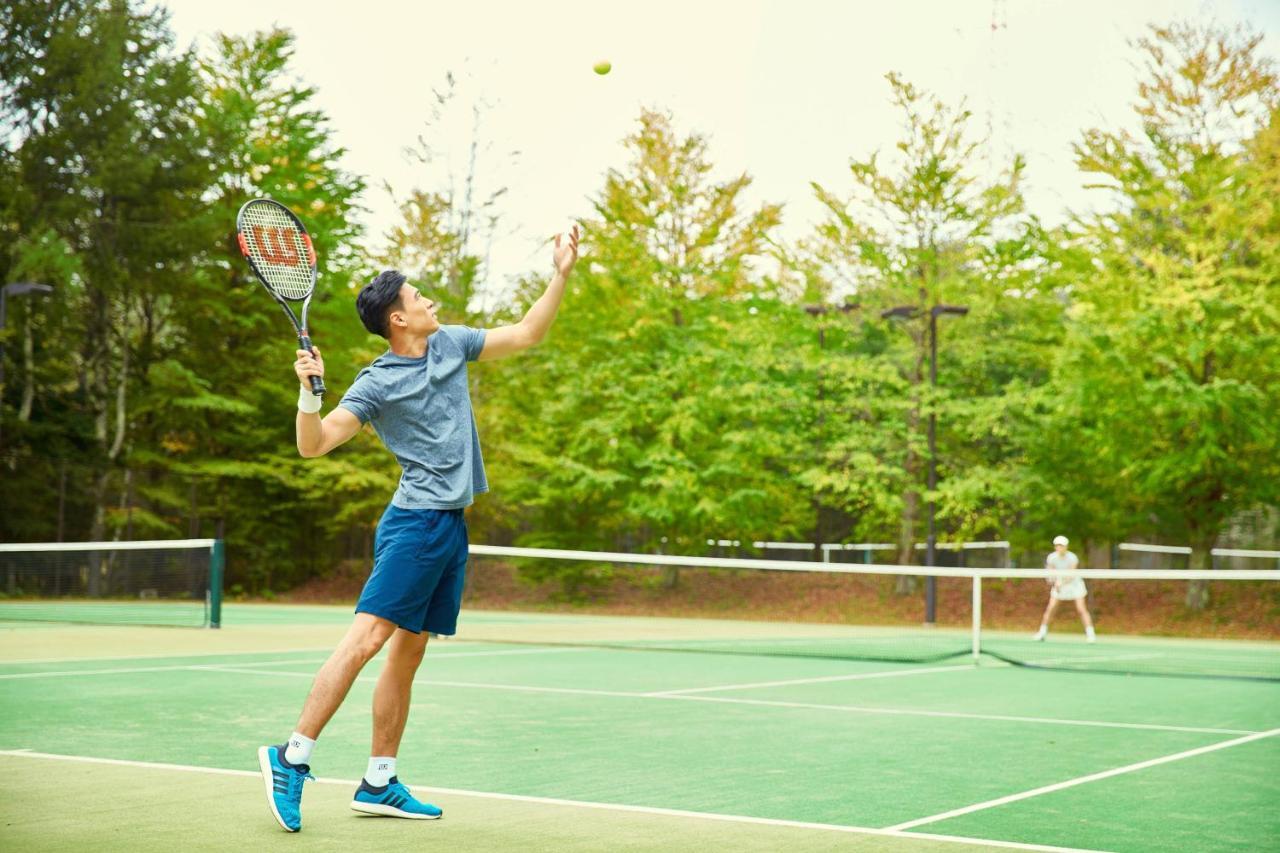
left=190, top=646, right=590, bottom=668
left=0, top=647, right=338, bottom=665
left=0, top=646, right=589, bottom=680
left=665, top=695, right=1258, bottom=736
left=0, top=659, right=339, bottom=681
left=198, top=665, right=646, bottom=698
left=0, top=749, right=1111, bottom=853
left=885, top=728, right=1280, bottom=832
left=0, top=639, right=539, bottom=666
left=0, top=663, right=251, bottom=680
left=425, top=647, right=592, bottom=660
left=192, top=665, right=1257, bottom=735
left=645, top=663, right=975, bottom=696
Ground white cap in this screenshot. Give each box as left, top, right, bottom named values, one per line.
left=1053, top=535, right=1069, bottom=546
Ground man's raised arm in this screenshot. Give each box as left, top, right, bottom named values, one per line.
left=479, top=226, right=580, bottom=361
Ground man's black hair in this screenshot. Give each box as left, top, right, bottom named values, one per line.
left=356, top=270, right=407, bottom=339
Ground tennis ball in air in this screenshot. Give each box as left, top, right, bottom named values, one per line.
left=593, top=60, right=612, bottom=76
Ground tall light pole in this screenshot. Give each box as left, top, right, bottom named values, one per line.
left=1, top=282, right=54, bottom=446
left=882, top=302, right=968, bottom=623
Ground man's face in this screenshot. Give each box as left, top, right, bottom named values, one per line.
left=391, top=282, right=440, bottom=336
left=1055, top=543, right=1067, bottom=554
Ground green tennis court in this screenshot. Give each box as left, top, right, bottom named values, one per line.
left=1, top=605, right=1276, bottom=852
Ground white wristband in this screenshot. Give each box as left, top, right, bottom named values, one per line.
left=298, top=386, right=323, bottom=414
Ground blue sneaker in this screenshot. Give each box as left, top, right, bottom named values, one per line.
left=258, top=744, right=314, bottom=832
left=351, top=776, right=442, bottom=820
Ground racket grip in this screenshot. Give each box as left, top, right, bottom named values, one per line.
left=299, top=333, right=326, bottom=397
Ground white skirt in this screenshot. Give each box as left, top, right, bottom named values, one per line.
left=1051, top=577, right=1088, bottom=601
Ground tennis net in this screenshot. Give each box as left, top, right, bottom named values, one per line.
left=462, top=545, right=1280, bottom=681
left=703, top=539, right=1011, bottom=567
left=0, top=539, right=224, bottom=628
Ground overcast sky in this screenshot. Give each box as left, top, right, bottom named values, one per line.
left=165, top=0, right=1280, bottom=295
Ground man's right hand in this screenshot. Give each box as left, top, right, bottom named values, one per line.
left=294, top=346, right=325, bottom=390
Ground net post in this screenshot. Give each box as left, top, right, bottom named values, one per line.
left=209, top=539, right=224, bottom=629
left=971, top=574, right=982, bottom=664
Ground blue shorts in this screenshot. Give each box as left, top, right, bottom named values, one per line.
left=356, top=504, right=468, bottom=635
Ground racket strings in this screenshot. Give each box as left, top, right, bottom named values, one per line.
left=238, top=204, right=316, bottom=300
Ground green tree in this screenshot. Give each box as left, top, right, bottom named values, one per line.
left=805, top=73, right=1052, bottom=582
left=1046, top=22, right=1280, bottom=604
left=0, top=0, right=212, bottom=565
left=182, top=27, right=371, bottom=591
left=0, top=11, right=374, bottom=595
left=475, top=110, right=800, bottom=592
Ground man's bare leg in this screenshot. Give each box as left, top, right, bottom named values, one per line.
left=295, top=613, right=399, bottom=738
left=371, top=628, right=429, bottom=756
left=259, top=613, right=398, bottom=832
left=350, top=626, right=443, bottom=819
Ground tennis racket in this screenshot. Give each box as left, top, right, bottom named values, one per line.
left=235, top=198, right=325, bottom=396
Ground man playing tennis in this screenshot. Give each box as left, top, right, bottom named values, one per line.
left=1033, top=534, right=1096, bottom=643
left=258, top=227, right=579, bottom=832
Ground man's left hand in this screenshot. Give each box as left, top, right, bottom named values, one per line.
left=553, top=225, right=580, bottom=278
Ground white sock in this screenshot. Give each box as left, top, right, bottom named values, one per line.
left=1034, top=625, right=1047, bottom=637
left=366, top=756, right=396, bottom=787
left=284, top=732, right=315, bottom=766
left=1086, top=626, right=1096, bottom=637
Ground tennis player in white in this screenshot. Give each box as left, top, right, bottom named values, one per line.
left=1034, top=535, right=1096, bottom=642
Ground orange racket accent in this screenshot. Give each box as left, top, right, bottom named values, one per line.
left=301, top=233, right=316, bottom=266
left=236, top=233, right=250, bottom=258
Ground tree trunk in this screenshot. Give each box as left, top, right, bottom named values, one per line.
left=56, top=460, right=67, bottom=542
left=188, top=480, right=200, bottom=538
left=662, top=303, right=684, bottom=590
left=87, top=297, right=130, bottom=596
left=87, top=470, right=111, bottom=597
left=18, top=308, right=34, bottom=421
left=661, top=535, right=679, bottom=589
left=122, top=467, right=135, bottom=542
left=1186, top=536, right=1214, bottom=610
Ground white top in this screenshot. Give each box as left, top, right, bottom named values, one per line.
left=1045, top=550, right=1079, bottom=574
left=1045, top=550, right=1086, bottom=599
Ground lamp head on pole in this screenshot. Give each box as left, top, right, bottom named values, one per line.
left=806, top=302, right=859, bottom=316
left=1, top=282, right=54, bottom=328
left=2, top=283, right=54, bottom=298
left=880, top=305, right=918, bottom=321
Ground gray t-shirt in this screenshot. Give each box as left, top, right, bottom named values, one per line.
left=338, top=325, right=488, bottom=510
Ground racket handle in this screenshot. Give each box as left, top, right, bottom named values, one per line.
left=299, top=332, right=326, bottom=397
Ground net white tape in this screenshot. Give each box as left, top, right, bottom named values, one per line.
left=238, top=202, right=316, bottom=300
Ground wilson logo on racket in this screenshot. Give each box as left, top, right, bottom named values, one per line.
left=237, top=226, right=316, bottom=268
